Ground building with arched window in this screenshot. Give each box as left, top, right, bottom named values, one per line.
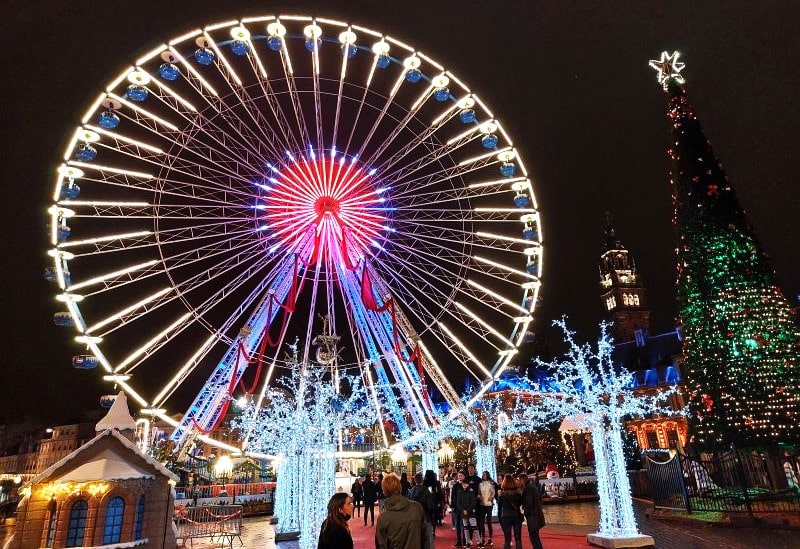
left=3, top=393, right=178, bottom=549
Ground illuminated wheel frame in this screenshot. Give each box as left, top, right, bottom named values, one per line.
left=46, top=15, right=543, bottom=453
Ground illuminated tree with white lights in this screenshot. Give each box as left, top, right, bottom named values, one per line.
left=232, top=358, right=375, bottom=549
left=532, top=319, right=679, bottom=545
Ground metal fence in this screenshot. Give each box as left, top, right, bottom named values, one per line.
left=644, top=449, right=800, bottom=516
left=174, top=504, right=243, bottom=548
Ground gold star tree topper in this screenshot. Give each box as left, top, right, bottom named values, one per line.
left=649, top=51, right=686, bottom=90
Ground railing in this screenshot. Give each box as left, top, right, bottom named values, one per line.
left=644, top=448, right=800, bottom=516
left=175, top=482, right=275, bottom=516
left=174, top=504, right=243, bottom=548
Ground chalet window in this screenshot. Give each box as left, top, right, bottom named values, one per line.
left=645, top=430, right=659, bottom=449
left=66, top=499, right=88, bottom=547
left=102, top=496, right=125, bottom=545
left=134, top=495, right=145, bottom=540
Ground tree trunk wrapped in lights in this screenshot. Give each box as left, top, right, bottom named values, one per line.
left=232, top=362, right=376, bottom=549
left=530, top=319, right=679, bottom=545
left=650, top=51, right=800, bottom=450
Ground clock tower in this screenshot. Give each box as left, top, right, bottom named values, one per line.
left=599, top=216, right=650, bottom=343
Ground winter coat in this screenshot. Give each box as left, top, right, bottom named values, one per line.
left=363, top=478, right=378, bottom=503
left=522, top=481, right=545, bottom=530
left=352, top=480, right=363, bottom=499
left=408, top=484, right=436, bottom=524
left=455, top=485, right=478, bottom=517
left=317, top=519, right=353, bottom=549
left=375, top=494, right=430, bottom=549
left=497, top=489, right=524, bottom=520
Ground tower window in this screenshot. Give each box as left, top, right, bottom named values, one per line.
left=633, top=294, right=640, bottom=306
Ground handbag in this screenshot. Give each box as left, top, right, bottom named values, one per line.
left=468, top=517, right=478, bottom=528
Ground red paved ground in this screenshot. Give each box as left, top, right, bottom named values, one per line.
left=350, top=505, right=593, bottom=548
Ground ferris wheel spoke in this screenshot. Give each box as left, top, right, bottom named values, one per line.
left=372, top=240, right=522, bottom=329
left=114, top=252, right=276, bottom=373
left=355, top=70, right=407, bottom=160
left=361, top=81, right=434, bottom=168
left=370, top=99, right=459, bottom=176
left=89, top=242, right=267, bottom=337
left=389, top=144, right=514, bottom=200
left=127, top=81, right=271, bottom=177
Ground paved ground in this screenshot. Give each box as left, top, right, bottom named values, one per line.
left=4, top=500, right=799, bottom=548
left=179, top=500, right=800, bottom=548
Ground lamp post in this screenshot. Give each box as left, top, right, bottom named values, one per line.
left=214, top=455, right=233, bottom=505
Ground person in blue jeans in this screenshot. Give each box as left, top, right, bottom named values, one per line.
left=497, top=474, right=523, bottom=549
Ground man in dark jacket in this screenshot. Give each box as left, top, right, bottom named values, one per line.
left=450, top=470, right=466, bottom=546
left=408, top=473, right=435, bottom=549
left=362, top=474, right=378, bottom=526
left=376, top=473, right=431, bottom=549
left=456, top=477, right=480, bottom=547
left=519, top=474, right=544, bottom=549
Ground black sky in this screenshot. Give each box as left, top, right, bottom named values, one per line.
left=2, top=0, right=799, bottom=423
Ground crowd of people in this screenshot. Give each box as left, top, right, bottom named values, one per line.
left=318, top=465, right=545, bottom=549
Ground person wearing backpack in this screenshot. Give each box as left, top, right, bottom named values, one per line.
left=409, top=473, right=435, bottom=549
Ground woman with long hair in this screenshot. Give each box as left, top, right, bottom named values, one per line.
left=497, top=474, right=524, bottom=549
left=477, top=470, right=496, bottom=546
left=317, top=492, right=354, bottom=549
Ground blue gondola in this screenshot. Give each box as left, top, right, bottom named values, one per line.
left=57, top=225, right=71, bottom=242
left=522, top=227, right=537, bottom=240
left=434, top=87, right=450, bottom=102
left=526, top=261, right=539, bottom=276
left=501, top=162, right=516, bottom=177
left=74, top=143, right=97, bottom=161
left=230, top=40, right=249, bottom=56
left=481, top=134, right=498, bottom=149
left=267, top=36, right=282, bottom=51
left=53, top=312, right=74, bottom=327
left=100, top=394, right=117, bottom=408
left=459, top=109, right=476, bottom=123
left=158, top=62, right=181, bottom=80
left=72, top=355, right=99, bottom=369
left=98, top=110, right=120, bottom=129
left=125, top=85, right=149, bottom=102
left=60, top=182, right=81, bottom=199
left=194, top=48, right=215, bottom=65
left=376, top=55, right=391, bottom=69
left=513, top=194, right=530, bottom=208
left=43, top=267, right=58, bottom=282
left=405, top=69, right=422, bottom=83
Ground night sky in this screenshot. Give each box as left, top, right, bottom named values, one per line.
left=2, top=0, right=799, bottom=423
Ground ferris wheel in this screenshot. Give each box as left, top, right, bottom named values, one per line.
left=46, top=15, right=543, bottom=454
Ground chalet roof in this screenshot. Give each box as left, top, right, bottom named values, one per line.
left=30, top=429, right=177, bottom=485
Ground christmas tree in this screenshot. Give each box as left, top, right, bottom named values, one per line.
left=650, top=52, right=800, bottom=450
